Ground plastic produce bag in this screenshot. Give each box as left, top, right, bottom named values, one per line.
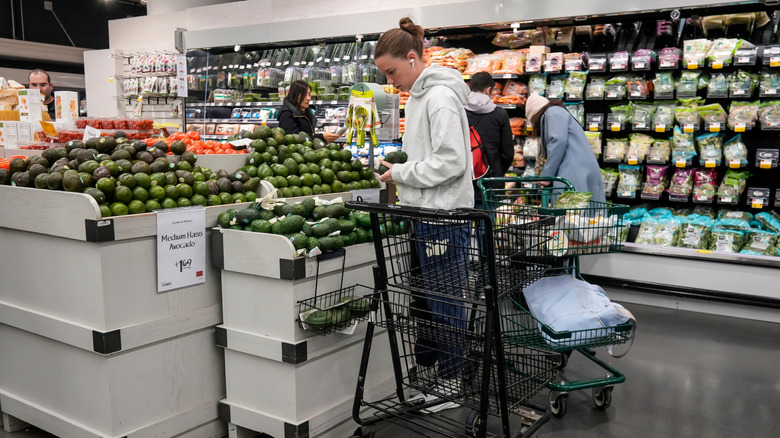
left=641, top=165, right=669, bottom=199
left=653, top=72, right=675, bottom=96
left=696, top=133, right=724, bottom=165
left=755, top=211, right=780, bottom=233
left=565, top=102, right=585, bottom=127
left=653, top=217, right=684, bottom=247
left=693, top=168, right=719, bottom=200
left=627, top=133, right=654, bottom=161
left=601, top=168, right=619, bottom=194
left=708, top=228, right=745, bottom=253
left=677, top=218, right=713, bottom=250
left=523, top=137, right=539, bottom=158
left=671, top=126, right=697, bottom=162
left=716, top=169, right=751, bottom=199
left=740, top=230, right=779, bottom=256
left=617, top=164, right=642, bottom=194
left=629, top=104, right=655, bottom=126
left=553, top=191, right=593, bottom=209
left=728, top=101, right=759, bottom=129
left=529, top=75, right=547, bottom=96
left=667, top=168, right=695, bottom=197
left=723, top=134, right=748, bottom=166
left=653, top=102, right=676, bottom=127
left=585, top=132, right=602, bottom=156
left=604, top=138, right=628, bottom=162
left=634, top=218, right=660, bottom=245
left=565, top=72, right=587, bottom=99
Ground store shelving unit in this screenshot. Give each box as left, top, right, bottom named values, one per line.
left=0, top=185, right=234, bottom=438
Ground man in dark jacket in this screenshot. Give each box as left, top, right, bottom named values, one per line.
left=465, top=72, right=514, bottom=205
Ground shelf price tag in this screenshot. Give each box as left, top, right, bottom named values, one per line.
left=39, top=121, right=58, bottom=139
left=675, top=158, right=687, bottom=168
left=588, top=122, right=599, bottom=131
left=712, top=60, right=723, bottom=69
left=687, top=59, right=698, bottom=69
left=634, top=122, right=647, bottom=129
left=683, top=123, right=695, bottom=133
left=760, top=159, right=772, bottom=169
left=660, top=60, right=674, bottom=68
left=156, top=206, right=206, bottom=293
left=610, top=122, right=621, bottom=132
left=708, top=122, right=721, bottom=132
left=655, top=123, right=666, bottom=132
left=627, top=156, right=639, bottom=165
left=83, top=125, right=101, bottom=141
left=765, top=88, right=777, bottom=95
left=738, top=57, right=750, bottom=64
left=771, top=56, right=780, bottom=67
left=619, top=191, right=634, bottom=198
left=694, top=195, right=711, bottom=202
left=720, top=196, right=733, bottom=203
left=502, top=74, right=513, bottom=79
left=751, top=199, right=764, bottom=208
left=705, top=159, right=717, bottom=168
left=729, top=159, right=742, bottom=168
left=734, top=122, right=746, bottom=132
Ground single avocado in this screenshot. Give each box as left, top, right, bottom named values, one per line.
left=152, top=140, right=169, bottom=153
left=34, top=173, right=49, bottom=189
left=113, top=130, right=127, bottom=139
left=132, top=140, right=147, bottom=153
left=175, top=170, right=194, bottom=185
left=136, top=151, right=154, bottom=164
left=148, top=147, right=166, bottom=159
left=216, top=177, right=233, bottom=193
left=111, top=149, right=131, bottom=162
left=10, top=171, right=31, bottom=187
left=46, top=171, right=63, bottom=190
left=27, top=163, right=48, bottom=180
left=8, top=157, right=27, bottom=174
left=273, top=203, right=294, bottom=217
left=27, top=155, right=49, bottom=169
left=61, top=172, right=83, bottom=191
left=93, top=166, right=111, bottom=180
left=65, top=139, right=85, bottom=153
left=96, top=136, right=117, bottom=154
left=83, top=187, right=106, bottom=204
left=231, top=181, right=245, bottom=193
left=131, top=161, right=152, bottom=175
left=180, top=150, right=197, bottom=165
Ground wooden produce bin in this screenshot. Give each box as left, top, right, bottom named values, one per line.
left=0, top=185, right=237, bottom=438
left=212, top=228, right=396, bottom=437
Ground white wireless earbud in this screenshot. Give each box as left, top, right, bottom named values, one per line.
left=410, top=59, right=415, bottom=68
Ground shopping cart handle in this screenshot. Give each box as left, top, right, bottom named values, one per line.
left=478, top=176, right=575, bottom=191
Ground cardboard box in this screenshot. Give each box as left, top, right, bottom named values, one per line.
left=54, top=91, right=79, bottom=122
left=0, top=121, right=19, bottom=147
left=17, top=89, right=42, bottom=122
left=529, top=45, right=551, bottom=54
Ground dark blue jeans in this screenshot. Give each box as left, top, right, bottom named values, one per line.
left=413, top=221, right=469, bottom=380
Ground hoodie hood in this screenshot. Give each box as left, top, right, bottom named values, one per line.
left=464, top=91, right=496, bottom=114
left=410, top=64, right=470, bottom=105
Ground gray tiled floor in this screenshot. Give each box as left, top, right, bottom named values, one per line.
left=2, top=303, right=779, bottom=438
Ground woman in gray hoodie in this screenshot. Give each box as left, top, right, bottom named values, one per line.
left=374, top=17, right=473, bottom=411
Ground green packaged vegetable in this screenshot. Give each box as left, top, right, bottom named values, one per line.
left=708, top=228, right=745, bottom=253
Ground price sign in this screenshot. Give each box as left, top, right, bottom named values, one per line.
left=752, top=199, right=764, bottom=208
left=630, top=91, right=642, bottom=97
left=611, top=61, right=626, bottom=70
left=83, top=125, right=101, bottom=141
left=737, top=57, right=750, bottom=64
left=619, top=191, right=634, bottom=198
left=156, top=206, right=206, bottom=293
left=502, top=74, right=513, bottom=79
left=705, top=159, right=717, bottom=168
left=676, top=159, right=687, bottom=168
left=687, top=59, right=698, bottom=69
left=732, top=89, right=745, bottom=95
left=607, top=91, right=618, bottom=98
left=627, top=156, right=639, bottom=165
left=683, top=123, right=695, bottom=133
left=633, top=61, right=646, bottom=69
left=39, top=121, right=58, bottom=139
left=760, top=159, right=772, bottom=169
left=660, top=60, right=674, bottom=68
left=588, top=123, right=599, bottom=131
left=771, top=56, right=780, bottom=67
left=649, top=155, right=661, bottom=162
left=610, top=122, right=621, bottom=132
left=720, top=196, right=733, bottom=203
left=712, top=60, right=723, bottom=69
left=175, top=54, right=188, bottom=97
left=708, top=122, right=721, bottom=132
left=729, top=159, right=742, bottom=168
left=634, top=122, right=647, bottom=129
left=766, top=88, right=778, bottom=95
left=589, top=62, right=605, bottom=71
left=655, top=123, right=666, bottom=132
left=694, top=195, right=711, bottom=202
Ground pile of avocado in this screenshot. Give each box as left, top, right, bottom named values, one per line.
left=0, top=133, right=260, bottom=217
left=238, top=126, right=380, bottom=198
left=216, top=197, right=410, bottom=255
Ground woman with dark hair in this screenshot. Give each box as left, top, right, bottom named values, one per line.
left=374, top=16, right=473, bottom=413
left=525, top=92, right=605, bottom=202
left=277, top=80, right=341, bottom=143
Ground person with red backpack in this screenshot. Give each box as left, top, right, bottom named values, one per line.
left=464, top=72, right=514, bottom=208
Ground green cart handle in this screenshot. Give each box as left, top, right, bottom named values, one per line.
left=477, top=176, right=576, bottom=192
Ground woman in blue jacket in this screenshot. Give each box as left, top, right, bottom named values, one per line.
left=525, top=92, right=605, bottom=202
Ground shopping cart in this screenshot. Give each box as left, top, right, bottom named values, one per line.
left=478, top=176, right=634, bottom=417
left=346, top=202, right=560, bottom=438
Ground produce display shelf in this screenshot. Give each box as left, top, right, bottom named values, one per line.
left=620, top=242, right=780, bottom=268
left=0, top=184, right=233, bottom=437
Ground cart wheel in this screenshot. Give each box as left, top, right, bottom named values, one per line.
left=548, top=391, right=568, bottom=418
left=465, top=409, right=481, bottom=438
left=592, top=386, right=613, bottom=410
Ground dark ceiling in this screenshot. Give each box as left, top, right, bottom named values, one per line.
left=0, top=0, right=147, bottom=73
